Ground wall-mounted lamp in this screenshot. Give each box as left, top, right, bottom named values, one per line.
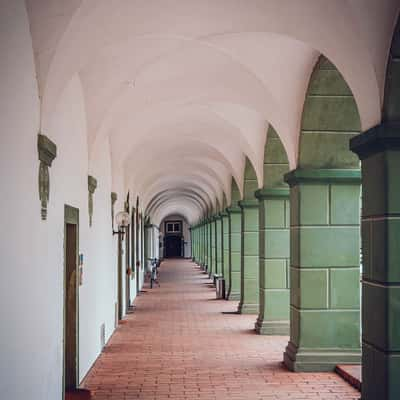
left=113, top=211, right=130, bottom=237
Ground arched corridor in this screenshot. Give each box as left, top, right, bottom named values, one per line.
left=1, top=1, right=400, bottom=400
left=83, top=259, right=358, bottom=400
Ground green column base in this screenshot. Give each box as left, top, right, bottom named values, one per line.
left=226, top=290, right=240, bottom=301
left=283, top=341, right=361, bottom=372
left=237, top=302, right=259, bottom=314
left=255, top=318, right=289, bottom=335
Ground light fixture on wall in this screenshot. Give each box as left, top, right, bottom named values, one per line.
left=113, top=211, right=130, bottom=237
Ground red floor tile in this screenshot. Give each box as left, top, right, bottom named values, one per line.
left=82, top=259, right=359, bottom=400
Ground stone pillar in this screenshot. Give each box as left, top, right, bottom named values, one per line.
left=221, top=211, right=230, bottom=293
left=193, top=226, right=197, bottom=262
left=238, top=200, right=259, bottom=314
left=283, top=168, right=361, bottom=372
left=255, top=188, right=290, bottom=335
left=216, top=214, right=223, bottom=276
left=227, top=207, right=241, bottom=300
left=351, top=123, right=400, bottom=400
left=208, top=218, right=214, bottom=277
left=200, top=223, right=205, bottom=267
left=204, top=220, right=209, bottom=273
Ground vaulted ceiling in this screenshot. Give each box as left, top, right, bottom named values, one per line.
left=26, top=0, right=400, bottom=224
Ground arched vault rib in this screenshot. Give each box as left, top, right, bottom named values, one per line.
left=150, top=196, right=203, bottom=222
left=146, top=190, right=208, bottom=217
left=141, top=178, right=216, bottom=214
left=35, top=0, right=392, bottom=158
left=123, top=137, right=244, bottom=199
left=133, top=159, right=230, bottom=205
left=141, top=173, right=222, bottom=213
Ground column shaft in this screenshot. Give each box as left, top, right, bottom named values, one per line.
left=238, top=200, right=259, bottom=314
left=227, top=207, right=241, bottom=300
left=351, top=124, right=400, bottom=400
left=283, top=169, right=361, bottom=372
left=255, top=188, right=290, bottom=335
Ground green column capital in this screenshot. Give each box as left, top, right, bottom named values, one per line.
left=284, top=168, right=361, bottom=187
left=219, top=211, right=229, bottom=218
left=238, top=199, right=259, bottom=209
left=226, top=206, right=241, bottom=214
left=350, top=122, right=400, bottom=159
left=255, top=187, right=289, bottom=200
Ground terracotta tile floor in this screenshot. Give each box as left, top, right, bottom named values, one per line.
left=83, top=259, right=359, bottom=400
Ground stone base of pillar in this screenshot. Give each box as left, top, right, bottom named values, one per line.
left=255, top=318, right=289, bottom=335
left=226, top=291, right=240, bottom=301
left=283, top=341, right=361, bottom=372
left=237, top=302, right=259, bottom=314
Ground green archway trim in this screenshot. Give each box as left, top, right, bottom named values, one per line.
left=383, top=17, right=400, bottom=122
left=299, top=56, right=360, bottom=169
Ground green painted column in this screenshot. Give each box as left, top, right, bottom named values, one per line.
left=255, top=188, right=290, bottom=335
left=226, top=207, right=241, bottom=300
left=191, top=227, right=195, bottom=260
left=238, top=200, right=259, bottom=314
left=351, top=124, right=400, bottom=400
left=193, top=226, right=197, bottom=261
left=216, top=215, right=223, bottom=276
left=209, top=218, right=214, bottom=277
left=200, top=221, right=206, bottom=268
left=204, top=220, right=209, bottom=273
left=222, top=211, right=230, bottom=289
left=283, top=169, right=361, bottom=372
left=212, top=216, right=218, bottom=275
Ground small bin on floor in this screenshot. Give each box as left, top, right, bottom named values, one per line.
left=213, top=273, right=221, bottom=286
left=216, top=277, right=225, bottom=299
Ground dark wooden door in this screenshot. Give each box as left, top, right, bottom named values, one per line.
left=65, top=220, right=78, bottom=391
left=165, top=235, right=182, bottom=258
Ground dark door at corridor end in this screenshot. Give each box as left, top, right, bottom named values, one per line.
left=164, top=220, right=183, bottom=258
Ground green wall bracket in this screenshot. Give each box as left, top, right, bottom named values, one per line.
left=37, top=133, right=57, bottom=220
left=88, top=175, right=97, bottom=227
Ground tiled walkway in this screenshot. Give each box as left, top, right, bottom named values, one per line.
left=83, top=259, right=359, bottom=399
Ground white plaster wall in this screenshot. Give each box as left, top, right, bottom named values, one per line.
left=0, top=2, right=59, bottom=399
left=0, top=3, right=123, bottom=399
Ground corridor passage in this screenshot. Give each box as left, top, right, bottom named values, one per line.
left=83, top=260, right=358, bottom=400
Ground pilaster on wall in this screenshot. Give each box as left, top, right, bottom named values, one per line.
left=255, top=188, right=290, bottom=335
left=238, top=199, right=259, bottom=314
left=351, top=123, right=400, bottom=400
left=226, top=207, right=241, bottom=300
left=283, top=168, right=361, bottom=372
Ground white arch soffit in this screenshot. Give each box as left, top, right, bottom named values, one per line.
left=136, top=161, right=229, bottom=205
left=31, top=0, right=398, bottom=156
left=142, top=181, right=215, bottom=213
left=123, top=138, right=243, bottom=195
left=141, top=178, right=217, bottom=213
left=145, top=171, right=223, bottom=214
left=141, top=173, right=223, bottom=213
left=150, top=196, right=204, bottom=221
left=153, top=203, right=201, bottom=226
left=146, top=190, right=208, bottom=216
left=159, top=214, right=190, bottom=229
left=109, top=102, right=265, bottom=186
left=188, top=156, right=234, bottom=205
